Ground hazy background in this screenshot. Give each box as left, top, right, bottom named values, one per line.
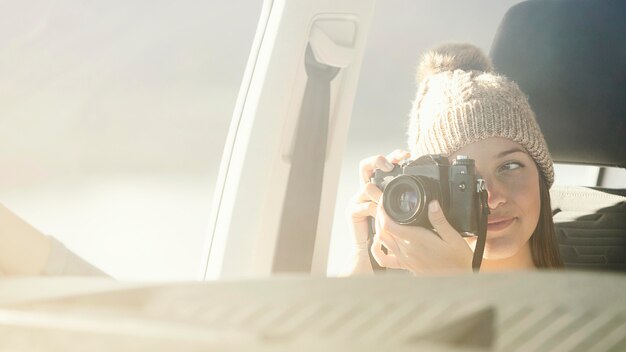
left=1, top=1, right=620, bottom=279
left=0, top=0, right=262, bottom=279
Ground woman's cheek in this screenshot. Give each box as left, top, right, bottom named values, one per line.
left=509, top=171, right=541, bottom=222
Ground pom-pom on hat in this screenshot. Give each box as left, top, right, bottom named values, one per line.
left=408, top=43, right=554, bottom=187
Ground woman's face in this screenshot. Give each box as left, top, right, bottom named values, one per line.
left=450, top=137, right=541, bottom=260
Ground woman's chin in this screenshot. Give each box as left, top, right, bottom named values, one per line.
left=481, top=237, right=524, bottom=260
left=465, top=235, right=519, bottom=259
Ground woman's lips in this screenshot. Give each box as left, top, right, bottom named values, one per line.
left=487, top=217, right=516, bottom=232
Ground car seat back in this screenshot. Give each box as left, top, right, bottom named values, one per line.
left=551, top=186, right=626, bottom=271
left=491, top=0, right=626, bottom=271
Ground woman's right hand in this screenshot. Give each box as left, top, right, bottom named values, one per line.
left=346, top=149, right=410, bottom=274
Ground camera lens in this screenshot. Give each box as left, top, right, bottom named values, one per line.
left=383, top=175, right=438, bottom=226
left=399, top=190, right=418, bottom=213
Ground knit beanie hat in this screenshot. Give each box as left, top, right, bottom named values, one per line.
left=408, top=43, right=554, bottom=188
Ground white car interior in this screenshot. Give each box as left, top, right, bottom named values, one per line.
left=0, top=0, right=624, bottom=350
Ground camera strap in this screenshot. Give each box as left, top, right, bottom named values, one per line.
left=472, top=189, right=490, bottom=272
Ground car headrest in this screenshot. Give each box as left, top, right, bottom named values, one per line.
left=490, top=0, right=626, bottom=168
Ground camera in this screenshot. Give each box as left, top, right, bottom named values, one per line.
left=371, top=154, right=487, bottom=236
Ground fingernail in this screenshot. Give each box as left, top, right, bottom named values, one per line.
left=384, top=160, right=394, bottom=170
left=429, top=200, right=439, bottom=212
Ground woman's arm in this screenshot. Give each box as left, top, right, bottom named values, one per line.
left=347, top=239, right=374, bottom=275
left=0, top=203, right=106, bottom=276
left=0, top=203, right=52, bottom=275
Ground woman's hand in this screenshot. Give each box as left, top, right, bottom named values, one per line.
left=371, top=199, right=474, bottom=274
left=346, top=150, right=410, bottom=274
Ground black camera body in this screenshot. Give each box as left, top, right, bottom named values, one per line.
left=372, top=154, right=486, bottom=236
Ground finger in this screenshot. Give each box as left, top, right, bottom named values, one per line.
left=374, top=213, right=404, bottom=258
left=376, top=202, right=438, bottom=244
left=347, top=201, right=377, bottom=220
left=359, top=155, right=395, bottom=185
left=427, top=200, right=461, bottom=243
left=376, top=253, right=403, bottom=270
left=379, top=233, right=403, bottom=261
left=386, top=149, right=411, bottom=164
left=374, top=204, right=400, bottom=255
left=354, top=182, right=383, bottom=204
left=371, top=237, right=403, bottom=270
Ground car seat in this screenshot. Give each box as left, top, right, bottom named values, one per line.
left=490, top=0, right=626, bottom=271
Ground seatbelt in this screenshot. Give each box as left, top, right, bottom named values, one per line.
left=272, top=44, right=340, bottom=273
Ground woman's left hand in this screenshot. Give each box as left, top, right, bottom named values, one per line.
left=371, top=200, right=474, bottom=274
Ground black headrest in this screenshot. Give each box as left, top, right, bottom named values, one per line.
left=490, top=0, right=626, bottom=168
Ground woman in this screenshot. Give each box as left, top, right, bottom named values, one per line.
left=348, top=43, right=563, bottom=275
left=0, top=203, right=106, bottom=276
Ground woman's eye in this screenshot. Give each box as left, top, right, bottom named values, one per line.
left=499, top=161, right=523, bottom=172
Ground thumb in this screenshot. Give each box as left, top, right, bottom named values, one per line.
left=427, top=200, right=459, bottom=242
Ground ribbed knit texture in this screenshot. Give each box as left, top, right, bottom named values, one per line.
left=408, top=45, right=554, bottom=187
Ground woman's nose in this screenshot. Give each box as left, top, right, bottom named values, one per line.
left=485, top=179, right=507, bottom=210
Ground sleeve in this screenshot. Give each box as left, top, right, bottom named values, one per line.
left=42, top=236, right=109, bottom=277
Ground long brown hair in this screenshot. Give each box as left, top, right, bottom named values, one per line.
left=529, top=172, right=564, bottom=268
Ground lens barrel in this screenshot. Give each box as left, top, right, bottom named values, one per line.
left=382, top=175, right=438, bottom=226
